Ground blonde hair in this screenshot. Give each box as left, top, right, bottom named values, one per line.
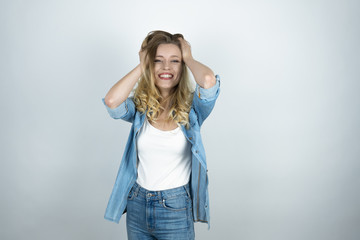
left=134, top=30, right=194, bottom=128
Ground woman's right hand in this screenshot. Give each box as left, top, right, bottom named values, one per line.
left=104, top=49, right=145, bottom=109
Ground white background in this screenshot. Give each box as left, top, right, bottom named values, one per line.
left=1, top=0, right=360, bottom=239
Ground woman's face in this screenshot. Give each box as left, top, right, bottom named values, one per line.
left=153, top=43, right=182, bottom=94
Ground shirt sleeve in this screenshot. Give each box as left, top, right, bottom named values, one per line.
left=195, top=75, right=221, bottom=101
left=192, top=75, right=220, bottom=126
left=101, top=98, right=136, bottom=123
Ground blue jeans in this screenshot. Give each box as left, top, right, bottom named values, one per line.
left=126, top=182, right=195, bottom=240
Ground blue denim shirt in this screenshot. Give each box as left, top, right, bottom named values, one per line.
left=102, top=75, right=220, bottom=228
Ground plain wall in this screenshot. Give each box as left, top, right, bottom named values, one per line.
left=1, top=0, right=360, bottom=239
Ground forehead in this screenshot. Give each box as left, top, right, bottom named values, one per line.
left=156, top=43, right=181, bottom=57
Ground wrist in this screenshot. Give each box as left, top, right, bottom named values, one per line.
left=137, top=62, right=145, bottom=74
left=183, top=55, right=194, bottom=65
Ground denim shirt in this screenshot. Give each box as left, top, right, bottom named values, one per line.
left=102, top=75, right=220, bottom=228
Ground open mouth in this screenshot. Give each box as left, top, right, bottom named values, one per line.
left=158, top=73, right=174, bottom=80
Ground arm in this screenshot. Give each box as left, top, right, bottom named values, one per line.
left=104, top=65, right=141, bottom=109
left=192, top=75, right=220, bottom=126
left=178, top=37, right=216, bottom=89
left=178, top=37, right=220, bottom=125
left=104, top=50, right=146, bottom=109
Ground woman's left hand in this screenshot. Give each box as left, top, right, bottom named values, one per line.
left=178, top=37, right=193, bottom=62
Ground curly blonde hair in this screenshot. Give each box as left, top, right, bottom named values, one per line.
left=133, top=30, right=194, bottom=128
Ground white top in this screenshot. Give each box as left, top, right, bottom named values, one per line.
left=136, top=117, right=192, bottom=191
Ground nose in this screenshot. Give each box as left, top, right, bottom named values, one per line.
left=163, top=60, right=170, bottom=70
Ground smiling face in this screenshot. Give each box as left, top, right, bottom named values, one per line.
left=153, top=43, right=182, bottom=96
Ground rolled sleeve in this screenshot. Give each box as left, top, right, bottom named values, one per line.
left=196, top=75, right=221, bottom=101
left=102, top=98, right=128, bottom=119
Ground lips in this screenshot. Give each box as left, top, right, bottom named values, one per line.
left=158, top=73, right=174, bottom=80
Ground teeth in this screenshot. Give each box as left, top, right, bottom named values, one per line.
left=159, top=74, right=173, bottom=78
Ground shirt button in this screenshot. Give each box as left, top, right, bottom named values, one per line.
left=189, top=137, right=192, bottom=140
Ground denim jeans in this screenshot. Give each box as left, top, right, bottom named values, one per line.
left=126, top=182, right=195, bottom=240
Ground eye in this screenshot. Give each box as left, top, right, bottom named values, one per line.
left=154, top=59, right=162, bottom=63
left=171, top=59, right=180, bottom=63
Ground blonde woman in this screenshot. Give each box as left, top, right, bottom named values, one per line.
left=102, top=30, right=220, bottom=239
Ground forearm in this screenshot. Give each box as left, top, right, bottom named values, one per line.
left=184, top=57, right=216, bottom=89
left=104, top=64, right=141, bottom=109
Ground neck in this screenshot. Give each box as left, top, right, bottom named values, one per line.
left=159, top=89, right=174, bottom=110
left=160, top=95, right=171, bottom=111
left=159, top=89, right=171, bottom=99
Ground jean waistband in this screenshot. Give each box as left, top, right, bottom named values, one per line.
left=131, top=182, right=191, bottom=199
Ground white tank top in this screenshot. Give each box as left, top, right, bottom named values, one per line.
left=136, top=117, right=191, bottom=191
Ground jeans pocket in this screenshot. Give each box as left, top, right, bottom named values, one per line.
left=127, top=187, right=136, bottom=201
left=162, top=194, right=188, bottom=211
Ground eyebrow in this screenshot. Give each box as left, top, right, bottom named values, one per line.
left=156, top=55, right=181, bottom=58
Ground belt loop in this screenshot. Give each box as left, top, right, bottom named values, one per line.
left=184, top=184, right=191, bottom=199
left=134, top=183, right=140, bottom=197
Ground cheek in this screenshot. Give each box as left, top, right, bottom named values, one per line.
left=154, top=64, right=161, bottom=73
left=175, top=65, right=182, bottom=75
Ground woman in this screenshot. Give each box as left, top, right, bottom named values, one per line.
left=102, top=30, right=220, bottom=239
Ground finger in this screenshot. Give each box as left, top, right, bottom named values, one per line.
left=178, top=37, right=188, bottom=46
